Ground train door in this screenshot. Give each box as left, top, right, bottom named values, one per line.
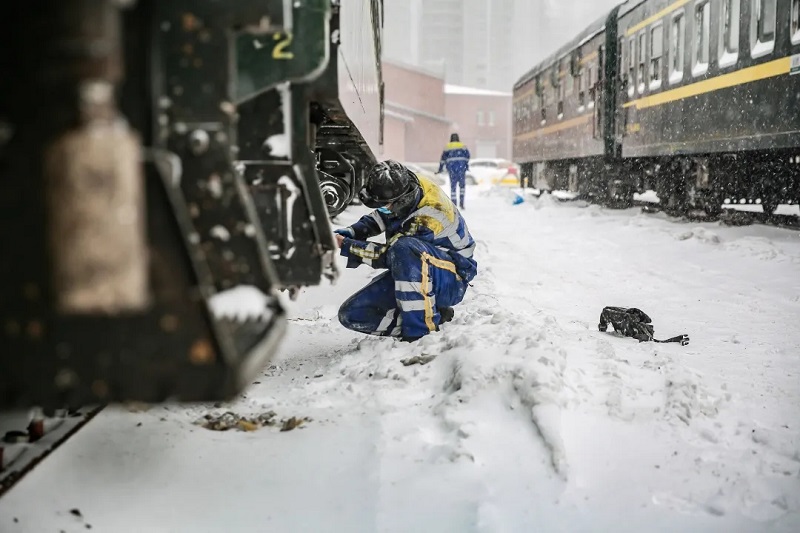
left=594, top=45, right=604, bottom=140
left=616, top=34, right=632, bottom=142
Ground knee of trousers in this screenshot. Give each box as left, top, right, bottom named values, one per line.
left=385, top=236, right=423, bottom=271
left=337, top=296, right=357, bottom=328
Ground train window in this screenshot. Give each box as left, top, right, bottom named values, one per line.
left=719, top=0, right=740, bottom=68
left=477, top=111, right=484, bottom=126
left=637, top=31, right=646, bottom=93
left=558, top=81, right=566, bottom=118
left=751, top=0, right=777, bottom=57
left=649, top=23, right=664, bottom=90
left=693, top=1, right=710, bottom=77
left=540, top=92, right=547, bottom=124
left=576, top=66, right=585, bottom=109
left=670, top=11, right=685, bottom=84
left=587, top=64, right=596, bottom=109
left=488, top=112, right=495, bottom=127
left=793, top=0, right=800, bottom=44
left=628, top=36, right=636, bottom=97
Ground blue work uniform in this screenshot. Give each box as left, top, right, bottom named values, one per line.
left=437, top=141, right=471, bottom=209
left=336, top=177, right=478, bottom=341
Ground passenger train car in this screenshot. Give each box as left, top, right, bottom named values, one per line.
left=513, top=0, right=800, bottom=215
left=0, top=0, right=384, bottom=409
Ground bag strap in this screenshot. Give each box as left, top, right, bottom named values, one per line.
left=653, top=334, right=690, bottom=346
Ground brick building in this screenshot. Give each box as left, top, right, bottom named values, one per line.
left=382, top=61, right=511, bottom=163
left=382, top=61, right=452, bottom=162
left=444, top=85, right=512, bottom=159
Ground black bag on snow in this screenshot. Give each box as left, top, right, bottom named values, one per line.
left=598, top=307, right=689, bottom=346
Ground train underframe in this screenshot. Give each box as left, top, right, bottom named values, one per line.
left=0, top=0, right=382, bottom=409
left=521, top=149, right=800, bottom=215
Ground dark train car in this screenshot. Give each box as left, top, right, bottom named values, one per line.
left=0, top=0, right=384, bottom=409
left=617, top=0, right=800, bottom=213
left=513, top=13, right=611, bottom=192
left=513, top=0, right=800, bottom=214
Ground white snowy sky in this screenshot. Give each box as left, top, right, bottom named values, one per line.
left=512, top=0, right=623, bottom=81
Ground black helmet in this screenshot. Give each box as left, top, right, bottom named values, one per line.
left=450, top=133, right=460, bottom=142
left=360, top=160, right=420, bottom=213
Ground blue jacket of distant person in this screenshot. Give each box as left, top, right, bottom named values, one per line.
left=437, top=139, right=470, bottom=177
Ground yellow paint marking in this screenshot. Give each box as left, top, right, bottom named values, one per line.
left=515, top=114, right=592, bottom=141
left=419, top=256, right=435, bottom=332
left=514, top=89, right=535, bottom=103
left=623, top=56, right=791, bottom=110
left=423, top=253, right=459, bottom=277
left=625, top=0, right=692, bottom=36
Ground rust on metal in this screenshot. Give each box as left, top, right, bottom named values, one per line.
left=189, top=339, right=216, bottom=365
left=44, top=121, right=149, bottom=315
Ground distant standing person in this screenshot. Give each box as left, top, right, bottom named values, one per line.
left=437, top=133, right=470, bottom=209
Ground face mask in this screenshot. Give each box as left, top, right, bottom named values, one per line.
left=377, top=207, right=392, bottom=215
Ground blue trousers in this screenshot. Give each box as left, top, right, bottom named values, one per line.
left=338, top=236, right=469, bottom=340
left=449, top=173, right=466, bottom=208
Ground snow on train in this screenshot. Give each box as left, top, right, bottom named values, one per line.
left=0, top=0, right=384, bottom=408
left=513, top=0, right=800, bottom=215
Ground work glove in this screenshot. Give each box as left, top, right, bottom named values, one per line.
left=333, top=228, right=354, bottom=238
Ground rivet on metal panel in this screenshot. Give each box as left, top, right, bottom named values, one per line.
left=189, top=129, right=210, bottom=155
left=219, top=101, right=236, bottom=116
left=174, top=121, right=187, bottom=134
left=54, top=368, right=79, bottom=390
left=182, top=13, right=201, bottom=32
left=207, top=174, right=223, bottom=198
left=160, top=314, right=180, bottom=332
left=188, top=203, right=200, bottom=218
left=189, top=339, right=215, bottom=365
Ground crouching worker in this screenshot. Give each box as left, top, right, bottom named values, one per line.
left=335, top=160, right=478, bottom=342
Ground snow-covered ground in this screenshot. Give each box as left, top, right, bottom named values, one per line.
left=1, top=187, right=799, bottom=532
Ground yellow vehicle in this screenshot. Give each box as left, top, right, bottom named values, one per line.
left=468, top=158, right=521, bottom=186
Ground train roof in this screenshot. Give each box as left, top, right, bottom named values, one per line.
left=513, top=0, right=646, bottom=91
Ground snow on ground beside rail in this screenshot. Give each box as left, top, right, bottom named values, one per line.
left=1, top=188, right=799, bottom=532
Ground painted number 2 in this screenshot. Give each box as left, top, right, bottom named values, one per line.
left=273, top=32, right=294, bottom=60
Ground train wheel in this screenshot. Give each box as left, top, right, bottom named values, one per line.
left=320, top=177, right=352, bottom=219
left=761, top=195, right=779, bottom=216
left=607, top=179, right=633, bottom=208
left=700, top=190, right=723, bottom=217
